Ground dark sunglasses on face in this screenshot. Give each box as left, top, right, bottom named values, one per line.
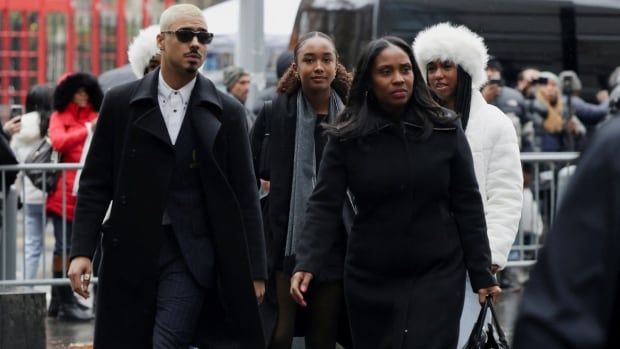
left=162, top=29, right=214, bottom=44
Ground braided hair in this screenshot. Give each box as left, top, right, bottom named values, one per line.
left=454, top=66, right=472, bottom=130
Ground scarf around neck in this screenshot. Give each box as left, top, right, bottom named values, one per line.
left=285, top=89, right=344, bottom=258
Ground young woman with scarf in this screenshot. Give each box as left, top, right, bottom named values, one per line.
left=250, top=31, right=352, bottom=349
left=412, top=22, right=523, bottom=347
left=290, top=36, right=500, bottom=349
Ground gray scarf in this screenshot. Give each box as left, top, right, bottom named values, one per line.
left=285, top=89, right=344, bottom=257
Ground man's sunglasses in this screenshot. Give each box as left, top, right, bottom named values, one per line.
left=162, top=30, right=214, bottom=44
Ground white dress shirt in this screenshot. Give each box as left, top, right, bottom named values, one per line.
left=157, top=72, right=197, bottom=145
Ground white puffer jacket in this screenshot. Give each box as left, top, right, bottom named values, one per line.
left=466, top=90, right=523, bottom=269
left=10, top=111, right=45, bottom=204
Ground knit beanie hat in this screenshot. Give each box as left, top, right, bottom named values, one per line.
left=223, top=66, right=247, bottom=89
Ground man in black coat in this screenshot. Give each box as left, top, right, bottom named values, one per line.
left=512, top=118, right=620, bottom=348
left=67, top=4, right=267, bottom=348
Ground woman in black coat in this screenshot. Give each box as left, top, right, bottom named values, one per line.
left=290, top=36, right=500, bottom=349
left=250, top=32, right=352, bottom=348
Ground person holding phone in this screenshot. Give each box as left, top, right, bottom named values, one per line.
left=10, top=84, right=54, bottom=281
left=2, top=105, right=23, bottom=139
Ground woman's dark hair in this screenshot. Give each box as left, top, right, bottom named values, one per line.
left=53, top=72, right=104, bottom=112
left=277, top=31, right=351, bottom=100
left=25, top=83, right=55, bottom=138
left=326, top=36, right=445, bottom=139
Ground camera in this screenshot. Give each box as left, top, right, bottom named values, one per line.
left=531, top=77, right=548, bottom=86
left=488, top=79, right=503, bottom=87
left=562, top=75, right=573, bottom=95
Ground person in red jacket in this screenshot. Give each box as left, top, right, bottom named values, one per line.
left=47, top=72, right=102, bottom=321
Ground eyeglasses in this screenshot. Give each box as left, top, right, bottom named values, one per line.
left=162, top=29, right=214, bottom=44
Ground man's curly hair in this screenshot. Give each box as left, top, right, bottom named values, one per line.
left=277, top=31, right=352, bottom=101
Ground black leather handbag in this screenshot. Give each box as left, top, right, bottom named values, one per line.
left=24, top=137, right=59, bottom=193
left=463, top=296, right=510, bottom=349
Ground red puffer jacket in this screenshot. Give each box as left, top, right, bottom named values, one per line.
left=46, top=102, right=97, bottom=220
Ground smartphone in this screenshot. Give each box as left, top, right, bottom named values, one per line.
left=10, top=104, right=24, bottom=119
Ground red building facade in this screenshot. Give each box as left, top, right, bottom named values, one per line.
left=0, top=0, right=176, bottom=106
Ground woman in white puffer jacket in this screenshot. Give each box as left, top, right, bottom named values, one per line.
left=413, top=22, right=523, bottom=347
left=10, top=84, right=54, bottom=280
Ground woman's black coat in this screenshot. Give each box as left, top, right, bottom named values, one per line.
left=294, top=108, right=497, bottom=349
left=250, top=92, right=349, bottom=343
left=250, top=93, right=346, bottom=277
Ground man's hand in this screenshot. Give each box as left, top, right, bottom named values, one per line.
left=597, top=89, right=609, bottom=103
left=491, top=264, right=500, bottom=274
left=565, top=118, right=578, bottom=134
left=253, top=280, right=265, bottom=305
left=68, top=257, right=92, bottom=299
left=290, top=271, right=313, bottom=307
left=88, top=118, right=98, bottom=133
left=260, top=179, right=270, bottom=194
left=3, top=116, right=21, bottom=136
left=478, top=285, right=502, bottom=305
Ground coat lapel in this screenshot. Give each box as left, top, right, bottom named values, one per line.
left=128, top=71, right=224, bottom=153
left=187, top=75, right=223, bottom=155
left=130, top=70, right=173, bottom=148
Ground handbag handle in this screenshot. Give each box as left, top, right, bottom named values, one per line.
left=466, top=294, right=491, bottom=345
left=487, top=295, right=510, bottom=347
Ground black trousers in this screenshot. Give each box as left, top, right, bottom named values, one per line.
left=153, top=226, right=208, bottom=349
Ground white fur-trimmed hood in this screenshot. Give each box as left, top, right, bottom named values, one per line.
left=127, top=25, right=160, bottom=79
left=412, top=22, right=489, bottom=89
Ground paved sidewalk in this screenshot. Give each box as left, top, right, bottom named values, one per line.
left=43, top=288, right=524, bottom=348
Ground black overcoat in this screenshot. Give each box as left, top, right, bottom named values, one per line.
left=513, top=118, right=620, bottom=349
left=294, top=108, right=497, bottom=349
left=70, top=70, right=267, bottom=348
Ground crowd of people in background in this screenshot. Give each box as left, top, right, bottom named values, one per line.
left=483, top=62, right=614, bottom=153
left=0, top=6, right=619, bottom=348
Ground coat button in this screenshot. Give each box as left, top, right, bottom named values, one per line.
left=129, top=148, right=137, bottom=158
left=111, top=237, right=120, bottom=247
left=400, top=184, right=407, bottom=191
left=120, top=195, right=127, bottom=205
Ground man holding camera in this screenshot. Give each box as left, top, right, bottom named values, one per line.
left=559, top=70, right=609, bottom=133
left=482, top=57, right=533, bottom=151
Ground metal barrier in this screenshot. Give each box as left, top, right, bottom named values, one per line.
left=506, top=152, right=580, bottom=268
left=0, top=154, right=579, bottom=286
left=0, top=163, right=89, bottom=288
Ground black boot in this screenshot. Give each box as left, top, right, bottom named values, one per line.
left=57, top=285, right=94, bottom=322
left=49, top=255, right=93, bottom=321
left=48, top=256, right=62, bottom=317
left=48, top=284, right=60, bottom=317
